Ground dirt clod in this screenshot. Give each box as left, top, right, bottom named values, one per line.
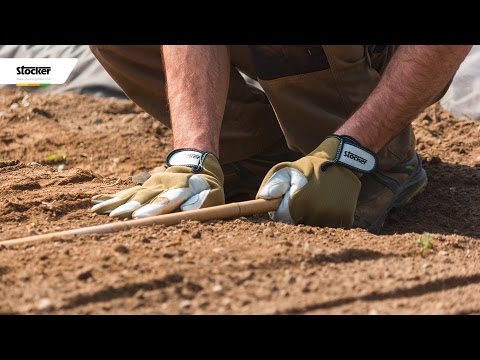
left=77, top=269, right=93, bottom=281
left=114, top=245, right=129, bottom=254
left=191, top=230, right=202, bottom=239
left=263, top=228, right=274, bottom=237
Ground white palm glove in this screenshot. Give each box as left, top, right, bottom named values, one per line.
left=91, top=149, right=225, bottom=219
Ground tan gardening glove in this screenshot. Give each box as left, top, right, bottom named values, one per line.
left=256, top=135, right=378, bottom=228
left=91, top=149, right=224, bottom=219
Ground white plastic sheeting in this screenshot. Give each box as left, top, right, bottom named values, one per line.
left=440, top=45, right=480, bottom=120
left=1, top=45, right=478, bottom=117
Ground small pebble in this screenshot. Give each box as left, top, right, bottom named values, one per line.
left=37, top=298, right=53, bottom=311
left=212, top=247, right=225, bottom=254
left=180, top=300, right=191, bottom=309
left=263, top=228, right=274, bottom=237
left=131, top=171, right=151, bottom=185
left=212, top=284, right=224, bottom=293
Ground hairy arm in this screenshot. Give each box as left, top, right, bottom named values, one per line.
left=335, top=45, right=472, bottom=152
left=161, top=45, right=230, bottom=158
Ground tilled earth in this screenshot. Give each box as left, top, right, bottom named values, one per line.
left=0, top=89, right=479, bottom=314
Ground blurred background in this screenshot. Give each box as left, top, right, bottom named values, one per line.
left=1, top=45, right=479, bottom=119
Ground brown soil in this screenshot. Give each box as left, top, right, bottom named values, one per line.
left=0, top=88, right=479, bottom=314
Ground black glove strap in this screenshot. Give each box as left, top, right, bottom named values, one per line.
left=321, top=135, right=378, bottom=174
left=166, top=148, right=211, bottom=173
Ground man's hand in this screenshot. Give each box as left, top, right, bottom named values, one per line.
left=91, top=149, right=224, bottom=219
left=256, top=135, right=377, bottom=227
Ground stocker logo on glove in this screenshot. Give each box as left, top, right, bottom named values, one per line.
left=343, top=150, right=368, bottom=165
left=321, top=135, right=378, bottom=174
left=166, top=148, right=210, bottom=173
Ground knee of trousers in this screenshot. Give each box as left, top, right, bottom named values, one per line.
left=247, top=46, right=382, bottom=155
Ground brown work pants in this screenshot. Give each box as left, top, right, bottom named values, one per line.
left=89, top=45, right=445, bottom=173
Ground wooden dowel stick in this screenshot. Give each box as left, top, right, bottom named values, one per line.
left=1, top=198, right=281, bottom=248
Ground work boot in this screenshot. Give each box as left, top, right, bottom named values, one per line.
left=353, top=152, right=428, bottom=233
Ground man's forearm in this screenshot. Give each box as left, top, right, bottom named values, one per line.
left=336, top=45, right=472, bottom=153
left=162, top=45, right=230, bottom=157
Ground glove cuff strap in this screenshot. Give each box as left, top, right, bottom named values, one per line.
left=321, top=135, right=378, bottom=174
left=166, top=148, right=211, bottom=173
